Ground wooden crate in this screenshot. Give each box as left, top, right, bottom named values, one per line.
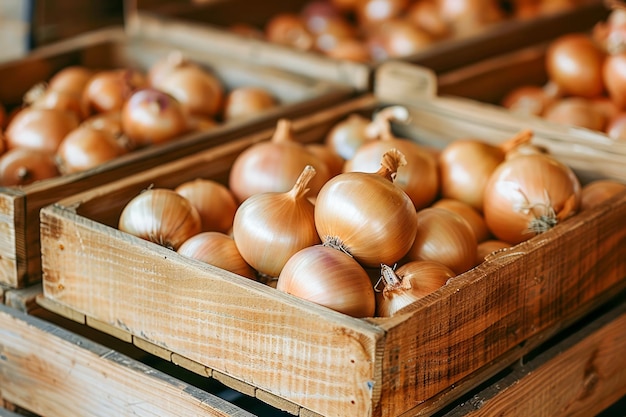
left=0, top=26, right=353, bottom=289
left=125, top=0, right=610, bottom=89
left=0, top=303, right=265, bottom=417
left=36, top=63, right=626, bottom=417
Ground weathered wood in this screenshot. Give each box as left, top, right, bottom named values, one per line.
left=0, top=26, right=352, bottom=289
left=442, top=298, right=626, bottom=417
left=2, top=283, right=43, bottom=314
left=0, top=304, right=256, bottom=417
left=38, top=85, right=626, bottom=417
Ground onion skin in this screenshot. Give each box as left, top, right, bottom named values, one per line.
left=580, top=179, right=626, bottom=210
left=325, top=113, right=373, bottom=160
left=432, top=198, right=490, bottom=243
left=223, top=87, right=277, bottom=121
left=177, top=232, right=256, bottom=280
left=603, top=53, right=626, bottom=109
left=0, top=148, right=60, bottom=186
left=118, top=188, right=202, bottom=251
left=47, top=66, right=94, bottom=97
left=545, top=33, right=606, bottom=99
left=174, top=179, right=238, bottom=233
left=543, top=98, right=606, bottom=131
left=233, top=165, right=320, bottom=278
left=483, top=154, right=581, bottom=245
left=276, top=244, right=375, bottom=318
left=5, top=107, right=80, bottom=153
left=476, top=239, right=512, bottom=265
left=82, top=69, right=148, bottom=115
left=404, top=207, right=477, bottom=275
left=375, top=261, right=455, bottom=317
left=56, top=125, right=126, bottom=174
left=315, top=149, right=418, bottom=267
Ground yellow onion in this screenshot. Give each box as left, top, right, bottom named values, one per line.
left=276, top=244, right=375, bottom=318
left=177, top=232, right=256, bottom=280
left=233, top=165, right=320, bottom=278
left=56, top=125, right=126, bottom=174
left=228, top=118, right=331, bottom=202
left=438, top=129, right=532, bottom=212
left=404, top=207, right=477, bottom=274
left=324, top=113, right=373, bottom=160
left=175, top=179, right=238, bottom=234
left=118, top=188, right=202, bottom=251
left=344, top=106, right=439, bottom=210
left=476, top=239, right=512, bottom=265
left=223, top=86, right=277, bottom=121
left=580, top=179, right=626, bottom=210
left=375, top=261, right=455, bottom=317
left=432, top=198, right=490, bottom=243
left=483, top=153, right=581, bottom=245
left=315, top=148, right=417, bottom=267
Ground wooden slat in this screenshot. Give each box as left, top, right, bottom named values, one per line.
left=441, top=299, right=626, bottom=417
left=2, top=283, right=43, bottom=314
left=0, top=304, right=256, bottom=417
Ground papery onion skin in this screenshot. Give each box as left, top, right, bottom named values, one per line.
left=483, top=154, right=581, bottom=245
left=118, top=188, right=202, bottom=251
left=543, top=97, right=606, bottom=131
left=0, top=148, right=60, bottom=186
left=375, top=261, right=455, bottom=317
left=233, top=165, right=321, bottom=278
left=228, top=119, right=331, bottom=202
left=5, top=107, right=80, bottom=153
left=276, top=244, right=375, bottom=318
left=223, top=86, right=277, bottom=121
left=325, top=113, right=373, bottom=160
left=315, top=149, right=418, bottom=267
left=175, top=179, right=238, bottom=233
left=56, top=125, right=126, bottom=174
left=404, top=207, right=477, bottom=275
left=82, top=69, right=148, bottom=115
left=580, top=179, right=626, bottom=210
left=476, top=239, right=512, bottom=265
left=47, top=66, right=94, bottom=97
left=603, top=53, right=626, bottom=109
left=432, top=198, right=490, bottom=243
left=177, top=232, right=256, bottom=280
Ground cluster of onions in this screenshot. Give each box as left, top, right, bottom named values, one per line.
left=501, top=6, right=626, bottom=142
left=0, top=52, right=278, bottom=186
left=118, top=109, right=622, bottom=320
left=230, top=0, right=588, bottom=62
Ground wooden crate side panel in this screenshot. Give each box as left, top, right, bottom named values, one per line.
left=40, top=207, right=384, bottom=417
left=373, top=192, right=626, bottom=416
left=0, top=304, right=254, bottom=417
left=443, top=300, right=626, bottom=417
left=0, top=192, right=23, bottom=288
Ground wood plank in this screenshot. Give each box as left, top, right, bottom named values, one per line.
left=2, top=284, right=43, bottom=314
left=441, top=299, right=626, bottom=417
left=0, top=304, right=255, bottom=417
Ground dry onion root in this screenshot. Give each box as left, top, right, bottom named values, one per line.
left=375, top=261, right=456, bottom=317
left=315, top=148, right=418, bottom=267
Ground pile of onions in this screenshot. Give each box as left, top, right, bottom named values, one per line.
left=0, top=51, right=280, bottom=183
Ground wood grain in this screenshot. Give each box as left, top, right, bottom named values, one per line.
left=0, top=304, right=255, bottom=417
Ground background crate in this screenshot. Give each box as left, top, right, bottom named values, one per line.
left=0, top=26, right=353, bottom=289
left=126, top=0, right=610, bottom=89
left=37, top=63, right=626, bottom=417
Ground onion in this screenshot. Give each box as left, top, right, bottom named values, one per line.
left=324, top=38, right=372, bottom=62
left=580, top=179, right=626, bottom=210
left=233, top=165, right=320, bottom=278
left=476, top=239, right=512, bottom=265
left=47, top=66, right=94, bottom=96
left=121, top=88, right=190, bottom=147
left=324, top=113, right=373, bottom=160
left=437, top=0, right=504, bottom=36
left=545, top=33, right=606, bottom=99
left=356, top=0, right=409, bottom=27
left=118, top=188, right=202, bottom=251
left=603, top=52, right=626, bottom=109
left=24, top=83, right=89, bottom=121
left=174, top=178, right=238, bottom=233
left=375, top=261, right=455, bottom=317
left=228, top=119, right=331, bottom=202
left=344, top=106, right=439, bottom=210
left=404, top=207, right=477, bottom=275
left=543, top=98, right=606, bottom=131
left=5, top=107, right=80, bottom=153
left=222, top=86, right=277, bottom=121
left=432, top=198, right=490, bottom=243
left=56, top=125, right=126, bottom=174
left=82, top=68, right=148, bottom=115
left=500, top=84, right=558, bottom=117
left=265, top=13, right=315, bottom=51
left=177, top=232, right=256, bottom=280
left=306, top=143, right=345, bottom=177
left=315, top=148, right=418, bottom=267
left=438, top=130, right=532, bottom=212
left=406, top=0, right=450, bottom=39
left=605, top=112, right=626, bottom=141
left=276, top=244, right=375, bottom=318
left=483, top=153, right=581, bottom=245
left=0, top=148, right=60, bottom=186
left=366, top=19, right=432, bottom=61
left=152, top=65, right=224, bottom=118
left=147, top=51, right=198, bottom=87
